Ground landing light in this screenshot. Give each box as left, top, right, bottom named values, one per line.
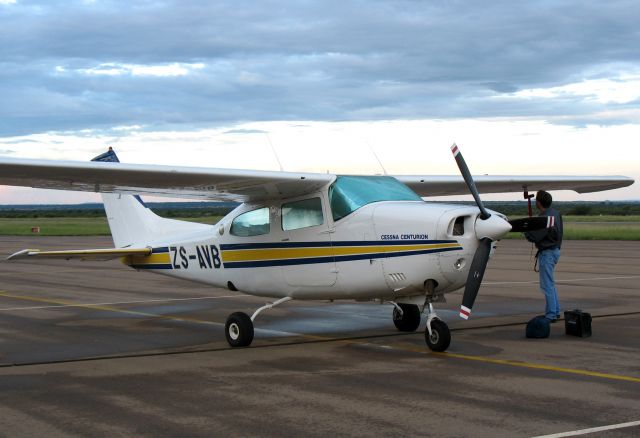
left=454, top=258, right=466, bottom=270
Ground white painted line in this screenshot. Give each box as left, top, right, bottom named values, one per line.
left=485, top=275, right=640, bottom=286
left=0, top=294, right=251, bottom=312
left=531, top=420, right=640, bottom=438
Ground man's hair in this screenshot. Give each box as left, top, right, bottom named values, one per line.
left=536, top=190, right=552, bottom=208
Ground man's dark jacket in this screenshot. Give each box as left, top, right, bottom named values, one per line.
left=524, top=207, right=563, bottom=250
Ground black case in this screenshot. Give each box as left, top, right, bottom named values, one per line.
left=564, top=309, right=592, bottom=337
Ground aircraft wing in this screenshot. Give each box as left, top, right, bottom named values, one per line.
left=7, top=247, right=151, bottom=261
left=394, top=175, right=635, bottom=197
left=0, top=156, right=334, bottom=202
left=0, top=156, right=633, bottom=201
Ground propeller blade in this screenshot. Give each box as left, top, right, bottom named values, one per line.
left=450, top=144, right=490, bottom=220
left=509, top=216, right=555, bottom=232
left=460, top=237, right=492, bottom=319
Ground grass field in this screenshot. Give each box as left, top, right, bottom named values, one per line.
left=0, top=216, right=223, bottom=236
left=0, top=215, right=639, bottom=240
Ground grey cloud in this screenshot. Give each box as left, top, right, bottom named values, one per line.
left=224, top=129, right=268, bottom=135
left=0, top=0, right=639, bottom=136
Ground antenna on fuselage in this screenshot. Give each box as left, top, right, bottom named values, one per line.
left=368, top=143, right=388, bottom=175
left=265, top=133, right=284, bottom=172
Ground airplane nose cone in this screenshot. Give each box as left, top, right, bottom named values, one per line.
left=475, top=215, right=512, bottom=240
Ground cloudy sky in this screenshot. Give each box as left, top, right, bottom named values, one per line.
left=0, top=0, right=639, bottom=203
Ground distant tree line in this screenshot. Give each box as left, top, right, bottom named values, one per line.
left=0, top=202, right=239, bottom=218
left=446, top=201, right=640, bottom=217
left=0, top=207, right=237, bottom=218
left=0, top=201, right=638, bottom=218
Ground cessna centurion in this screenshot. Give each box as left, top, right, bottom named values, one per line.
left=0, top=145, right=633, bottom=351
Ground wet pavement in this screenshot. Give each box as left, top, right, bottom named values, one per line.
left=0, top=237, right=639, bottom=437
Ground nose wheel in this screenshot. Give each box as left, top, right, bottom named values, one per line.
left=423, top=302, right=451, bottom=352
left=425, top=319, right=450, bottom=352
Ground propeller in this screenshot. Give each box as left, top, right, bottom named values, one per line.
left=451, top=144, right=491, bottom=220
left=508, top=216, right=555, bottom=232
left=450, top=144, right=556, bottom=319
left=450, top=144, right=511, bottom=319
left=459, top=237, right=492, bottom=320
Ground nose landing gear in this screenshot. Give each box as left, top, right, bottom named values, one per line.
left=425, top=319, right=451, bottom=352
left=389, top=298, right=451, bottom=352
left=424, top=302, right=451, bottom=352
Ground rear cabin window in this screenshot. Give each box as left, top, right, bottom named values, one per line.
left=329, top=176, right=422, bottom=221
left=282, top=197, right=324, bottom=231
left=230, top=207, right=270, bottom=236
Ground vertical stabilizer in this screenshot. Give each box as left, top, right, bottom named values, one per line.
left=92, top=148, right=211, bottom=248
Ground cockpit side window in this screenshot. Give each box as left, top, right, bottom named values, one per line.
left=282, top=197, right=324, bottom=231
left=230, top=207, right=270, bottom=236
left=329, top=176, right=422, bottom=221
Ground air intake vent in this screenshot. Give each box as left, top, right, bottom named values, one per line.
left=388, top=273, right=407, bottom=283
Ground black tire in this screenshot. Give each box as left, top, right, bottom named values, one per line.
left=392, top=304, right=421, bottom=332
left=225, top=312, right=254, bottom=347
left=425, top=319, right=451, bottom=352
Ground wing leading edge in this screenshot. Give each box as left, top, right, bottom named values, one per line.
left=395, top=175, right=634, bottom=197
left=0, top=155, right=634, bottom=201
left=0, top=156, right=335, bottom=202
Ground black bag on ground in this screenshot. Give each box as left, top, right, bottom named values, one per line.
left=564, top=309, right=592, bottom=337
left=526, top=316, right=550, bottom=338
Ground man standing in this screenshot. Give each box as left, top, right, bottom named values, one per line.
left=525, top=190, right=564, bottom=322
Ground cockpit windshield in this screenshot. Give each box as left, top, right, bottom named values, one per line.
left=328, top=175, right=422, bottom=221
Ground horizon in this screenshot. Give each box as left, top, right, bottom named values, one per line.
left=2, top=199, right=639, bottom=208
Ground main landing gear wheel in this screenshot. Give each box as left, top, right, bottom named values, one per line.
left=392, top=303, right=421, bottom=332
left=425, top=319, right=451, bottom=352
left=225, top=312, right=254, bottom=347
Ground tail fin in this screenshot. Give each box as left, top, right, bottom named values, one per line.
left=92, top=148, right=211, bottom=248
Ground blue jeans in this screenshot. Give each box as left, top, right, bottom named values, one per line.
left=538, top=248, right=561, bottom=319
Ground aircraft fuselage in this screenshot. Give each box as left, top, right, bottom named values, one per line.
left=124, top=189, right=488, bottom=304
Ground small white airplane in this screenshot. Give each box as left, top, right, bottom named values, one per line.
left=0, top=145, right=633, bottom=351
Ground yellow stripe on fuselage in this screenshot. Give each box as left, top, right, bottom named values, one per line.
left=127, top=253, right=171, bottom=265
left=222, top=243, right=461, bottom=263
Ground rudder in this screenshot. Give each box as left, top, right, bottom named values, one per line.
left=92, top=148, right=211, bottom=248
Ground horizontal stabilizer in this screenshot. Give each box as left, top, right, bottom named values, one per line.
left=7, top=247, right=152, bottom=261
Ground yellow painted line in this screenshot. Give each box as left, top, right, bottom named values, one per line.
left=271, top=336, right=640, bottom=383
left=0, top=290, right=221, bottom=327
left=222, top=243, right=461, bottom=262
left=0, top=294, right=252, bottom=312
left=382, top=344, right=640, bottom=383
left=2, top=290, right=639, bottom=384
left=432, top=351, right=640, bottom=383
